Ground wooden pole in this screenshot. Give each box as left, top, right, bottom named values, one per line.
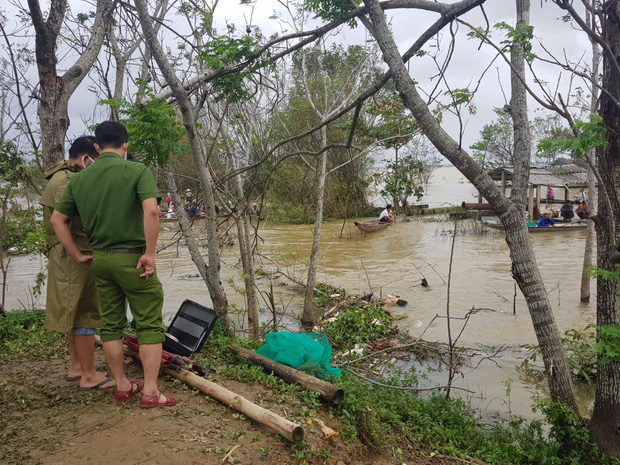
left=164, top=366, right=304, bottom=443
left=229, top=344, right=345, bottom=405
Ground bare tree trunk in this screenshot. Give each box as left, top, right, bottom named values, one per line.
left=134, top=0, right=230, bottom=327
left=163, top=167, right=231, bottom=333
left=581, top=2, right=600, bottom=304
left=509, top=0, right=531, bottom=213
left=28, top=0, right=114, bottom=167
left=588, top=3, right=620, bottom=455
left=302, top=125, right=328, bottom=326
left=0, top=190, right=10, bottom=316
left=242, top=212, right=261, bottom=337
left=232, top=162, right=261, bottom=340
left=362, top=0, right=578, bottom=411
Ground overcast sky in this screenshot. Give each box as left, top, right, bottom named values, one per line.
left=3, top=0, right=595, bottom=160
left=211, top=0, right=594, bottom=154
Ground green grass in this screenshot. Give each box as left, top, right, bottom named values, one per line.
left=2, top=310, right=616, bottom=465
left=0, top=309, right=65, bottom=359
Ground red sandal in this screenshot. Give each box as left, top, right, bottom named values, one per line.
left=115, top=380, right=144, bottom=403
left=140, top=392, right=178, bottom=408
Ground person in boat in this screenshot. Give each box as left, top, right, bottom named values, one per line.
left=576, top=201, right=587, bottom=219
left=379, top=204, right=394, bottom=223
left=560, top=200, right=574, bottom=222
left=51, top=121, right=177, bottom=408
left=547, top=186, right=555, bottom=202
left=41, top=136, right=113, bottom=390
left=538, top=211, right=556, bottom=227
left=188, top=200, right=198, bottom=218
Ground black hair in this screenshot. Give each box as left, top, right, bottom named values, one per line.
left=94, top=121, right=129, bottom=150
left=68, top=135, right=98, bottom=160
left=386, top=204, right=392, bottom=209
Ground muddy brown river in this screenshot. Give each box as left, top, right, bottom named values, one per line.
left=4, top=216, right=595, bottom=423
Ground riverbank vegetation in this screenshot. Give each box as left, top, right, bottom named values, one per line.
left=1, top=308, right=616, bottom=465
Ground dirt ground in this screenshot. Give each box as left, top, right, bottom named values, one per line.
left=0, top=351, right=472, bottom=465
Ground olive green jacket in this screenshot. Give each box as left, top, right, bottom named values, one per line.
left=41, top=162, right=91, bottom=252
left=41, top=162, right=99, bottom=332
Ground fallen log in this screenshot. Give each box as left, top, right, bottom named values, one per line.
left=121, top=343, right=304, bottom=443
left=229, top=344, right=344, bottom=405
left=164, top=367, right=304, bottom=442
left=164, top=366, right=303, bottom=442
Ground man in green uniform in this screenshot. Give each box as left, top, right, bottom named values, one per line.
left=51, top=121, right=177, bottom=407
left=41, top=136, right=113, bottom=390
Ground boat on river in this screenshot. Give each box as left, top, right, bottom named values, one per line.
left=486, top=222, right=588, bottom=233
left=354, top=220, right=394, bottom=232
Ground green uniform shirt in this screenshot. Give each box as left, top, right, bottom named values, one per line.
left=55, top=152, right=160, bottom=250
left=41, top=161, right=91, bottom=252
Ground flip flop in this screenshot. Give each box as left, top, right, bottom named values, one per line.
left=77, top=377, right=115, bottom=391
left=65, top=375, right=81, bottom=382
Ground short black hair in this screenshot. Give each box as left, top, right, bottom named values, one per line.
left=68, top=136, right=97, bottom=160
left=386, top=204, right=392, bottom=209
left=95, top=121, right=129, bottom=149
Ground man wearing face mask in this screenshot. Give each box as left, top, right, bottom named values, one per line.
left=41, top=136, right=113, bottom=390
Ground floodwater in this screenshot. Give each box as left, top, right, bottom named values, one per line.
left=4, top=166, right=595, bottom=422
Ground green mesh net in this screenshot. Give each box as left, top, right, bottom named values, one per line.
left=255, top=331, right=341, bottom=379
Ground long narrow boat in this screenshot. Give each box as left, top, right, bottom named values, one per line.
left=486, top=222, right=588, bottom=233
left=354, top=220, right=394, bottom=232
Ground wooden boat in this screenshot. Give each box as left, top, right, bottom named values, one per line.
left=486, top=222, right=588, bottom=233
left=354, top=220, right=394, bottom=232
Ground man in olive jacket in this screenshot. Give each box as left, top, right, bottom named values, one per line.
left=41, top=136, right=113, bottom=390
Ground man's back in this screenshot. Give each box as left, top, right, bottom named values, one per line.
left=56, top=152, right=159, bottom=250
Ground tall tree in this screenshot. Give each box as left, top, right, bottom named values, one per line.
left=359, top=0, right=578, bottom=411
left=579, top=0, right=601, bottom=305
left=133, top=0, right=232, bottom=331
left=27, top=0, right=115, bottom=167
left=282, top=43, right=380, bottom=325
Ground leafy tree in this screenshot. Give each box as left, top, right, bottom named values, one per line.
left=99, top=84, right=188, bottom=166
left=470, top=108, right=514, bottom=168
left=380, top=155, right=424, bottom=208
left=532, top=111, right=574, bottom=163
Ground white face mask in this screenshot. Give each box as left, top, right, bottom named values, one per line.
left=81, top=155, right=95, bottom=169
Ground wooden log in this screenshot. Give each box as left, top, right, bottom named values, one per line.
left=164, top=366, right=304, bottom=443
left=229, top=344, right=345, bottom=405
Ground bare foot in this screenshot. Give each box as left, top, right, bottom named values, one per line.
left=65, top=371, right=81, bottom=381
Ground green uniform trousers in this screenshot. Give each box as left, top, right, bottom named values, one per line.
left=92, top=250, right=165, bottom=344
